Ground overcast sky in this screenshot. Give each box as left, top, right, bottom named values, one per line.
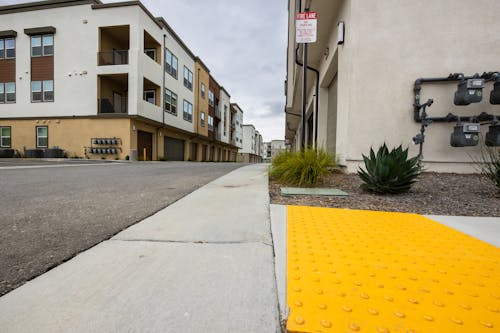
left=1, top=0, right=288, bottom=142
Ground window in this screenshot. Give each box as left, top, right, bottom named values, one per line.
left=0, top=83, right=15, bottom=103
left=144, top=48, right=156, bottom=61
left=183, top=67, right=193, bottom=90
left=43, top=80, right=53, bottom=101
left=31, top=80, right=53, bottom=102
left=36, top=126, right=48, bottom=148
left=143, top=90, right=156, bottom=104
left=165, top=48, right=178, bottom=78
left=224, top=109, right=227, bottom=136
left=183, top=100, right=193, bottom=122
left=201, top=83, right=206, bottom=98
left=208, top=115, right=214, bottom=131
left=208, top=90, right=214, bottom=106
left=31, top=35, right=53, bottom=57
left=0, top=38, right=15, bottom=59
left=164, top=88, right=178, bottom=115
left=200, top=112, right=205, bottom=126
left=0, top=127, right=11, bottom=148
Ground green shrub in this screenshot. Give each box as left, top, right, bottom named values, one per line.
left=158, top=156, right=169, bottom=162
left=358, top=143, right=421, bottom=194
left=270, top=148, right=335, bottom=187
left=475, top=146, right=500, bottom=191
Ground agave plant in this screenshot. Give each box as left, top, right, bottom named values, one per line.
left=358, top=143, right=421, bottom=194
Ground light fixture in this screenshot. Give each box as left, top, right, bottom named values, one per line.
left=337, top=21, right=345, bottom=45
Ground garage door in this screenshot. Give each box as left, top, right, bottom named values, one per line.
left=164, top=136, right=185, bottom=161
left=137, top=130, right=153, bottom=161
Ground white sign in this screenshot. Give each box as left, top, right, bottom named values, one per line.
left=296, top=12, right=317, bottom=43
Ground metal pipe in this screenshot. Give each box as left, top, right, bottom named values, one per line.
left=301, top=37, right=307, bottom=151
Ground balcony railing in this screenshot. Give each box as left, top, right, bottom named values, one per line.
left=98, top=96, right=128, bottom=114
left=216, top=131, right=221, bottom=141
left=98, top=50, right=129, bottom=66
left=214, top=105, right=221, bottom=120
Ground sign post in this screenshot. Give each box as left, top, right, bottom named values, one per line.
left=296, top=11, right=317, bottom=151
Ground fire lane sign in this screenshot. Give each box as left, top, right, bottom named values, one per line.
left=296, top=12, right=317, bottom=43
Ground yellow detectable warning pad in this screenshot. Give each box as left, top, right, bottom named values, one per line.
left=286, top=206, right=500, bottom=333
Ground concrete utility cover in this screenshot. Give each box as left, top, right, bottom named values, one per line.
left=280, top=187, right=348, bottom=196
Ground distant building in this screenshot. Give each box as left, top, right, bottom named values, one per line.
left=238, top=124, right=263, bottom=163
left=263, top=140, right=286, bottom=162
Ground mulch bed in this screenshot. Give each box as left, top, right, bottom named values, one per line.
left=269, top=172, right=500, bottom=217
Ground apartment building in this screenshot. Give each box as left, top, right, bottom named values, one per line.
left=238, top=124, right=263, bottom=163
left=286, top=0, right=500, bottom=172
left=230, top=103, right=243, bottom=149
left=263, top=139, right=286, bottom=162
left=0, top=0, right=238, bottom=161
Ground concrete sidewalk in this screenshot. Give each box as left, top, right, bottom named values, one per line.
left=0, top=164, right=281, bottom=333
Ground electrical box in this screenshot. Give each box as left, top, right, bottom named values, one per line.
left=490, top=82, right=500, bottom=105
left=486, top=124, right=500, bottom=146
left=454, top=78, right=485, bottom=105
left=450, top=123, right=480, bottom=147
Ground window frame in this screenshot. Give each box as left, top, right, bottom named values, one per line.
left=183, top=66, right=193, bottom=91
left=208, top=90, right=214, bottom=107
left=0, top=83, right=3, bottom=103
left=201, top=83, right=206, bottom=98
left=182, top=99, right=193, bottom=122
left=31, top=34, right=53, bottom=57
left=165, top=48, right=178, bottom=79
left=31, top=80, right=53, bottom=103
left=3, top=38, right=15, bottom=59
left=36, top=126, right=48, bottom=148
left=143, top=89, right=156, bottom=105
left=164, top=88, right=178, bottom=115
left=5, top=82, right=16, bottom=103
left=144, top=48, right=157, bottom=61
left=0, top=126, right=11, bottom=148
left=200, top=111, right=205, bottom=127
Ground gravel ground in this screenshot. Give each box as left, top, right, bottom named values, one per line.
left=270, top=172, right=500, bottom=216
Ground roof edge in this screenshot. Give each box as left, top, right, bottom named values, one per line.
left=91, top=1, right=162, bottom=29
left=0, top=0, right=100, bottom=15
left=156, top=17, right=195, bottom=60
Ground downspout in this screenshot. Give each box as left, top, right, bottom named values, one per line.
left=158, top=34, right=166, bottom=160
left=292, top=0, right=320, bottom=148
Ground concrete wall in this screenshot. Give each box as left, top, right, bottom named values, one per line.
left=231, top=104, right=244, bottom=149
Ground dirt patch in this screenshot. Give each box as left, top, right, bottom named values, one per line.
left=270, top=172, right=499, bottom=216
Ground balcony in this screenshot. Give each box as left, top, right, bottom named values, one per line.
left=98, top=96, right=127, bottom=113
left=98, top=50, right=128, bottom=66
left=98, top=74, right=128, bottom=114
left=216, top=129, right=221, bottom=141
left=214, top=104, right=221, bottom=121
left=98, top=25, right=130, bottom=66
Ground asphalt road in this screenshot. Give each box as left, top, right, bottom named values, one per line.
left=0, top=160, right=244, bottom=296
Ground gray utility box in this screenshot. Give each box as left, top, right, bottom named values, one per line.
left=486, top=124, right=500, bottom=146
left=454, top=78, right=484, bottom=105
left=451, top=123, right=480, bottom=147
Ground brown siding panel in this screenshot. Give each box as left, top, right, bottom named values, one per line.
left=0, top=59, right=15, bottom=82
left=31, top=56, right=54, bottom=81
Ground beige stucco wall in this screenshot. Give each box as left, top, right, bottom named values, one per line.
left=195, top=61, right=210, bottom=138
left=289, top=0, right=500, bottom=173
left=0, top=118, right=131, bottom=159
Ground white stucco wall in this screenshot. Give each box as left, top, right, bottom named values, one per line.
left=219, top=89, right=230, bottom=143
left=163, top=28, right=195, bottom=134
left=288, top=0, right=500, bottom=173
left=240, top=124, right=256, bottom=154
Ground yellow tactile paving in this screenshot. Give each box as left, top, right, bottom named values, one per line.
left=286, top=206, right=500, bottom=333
